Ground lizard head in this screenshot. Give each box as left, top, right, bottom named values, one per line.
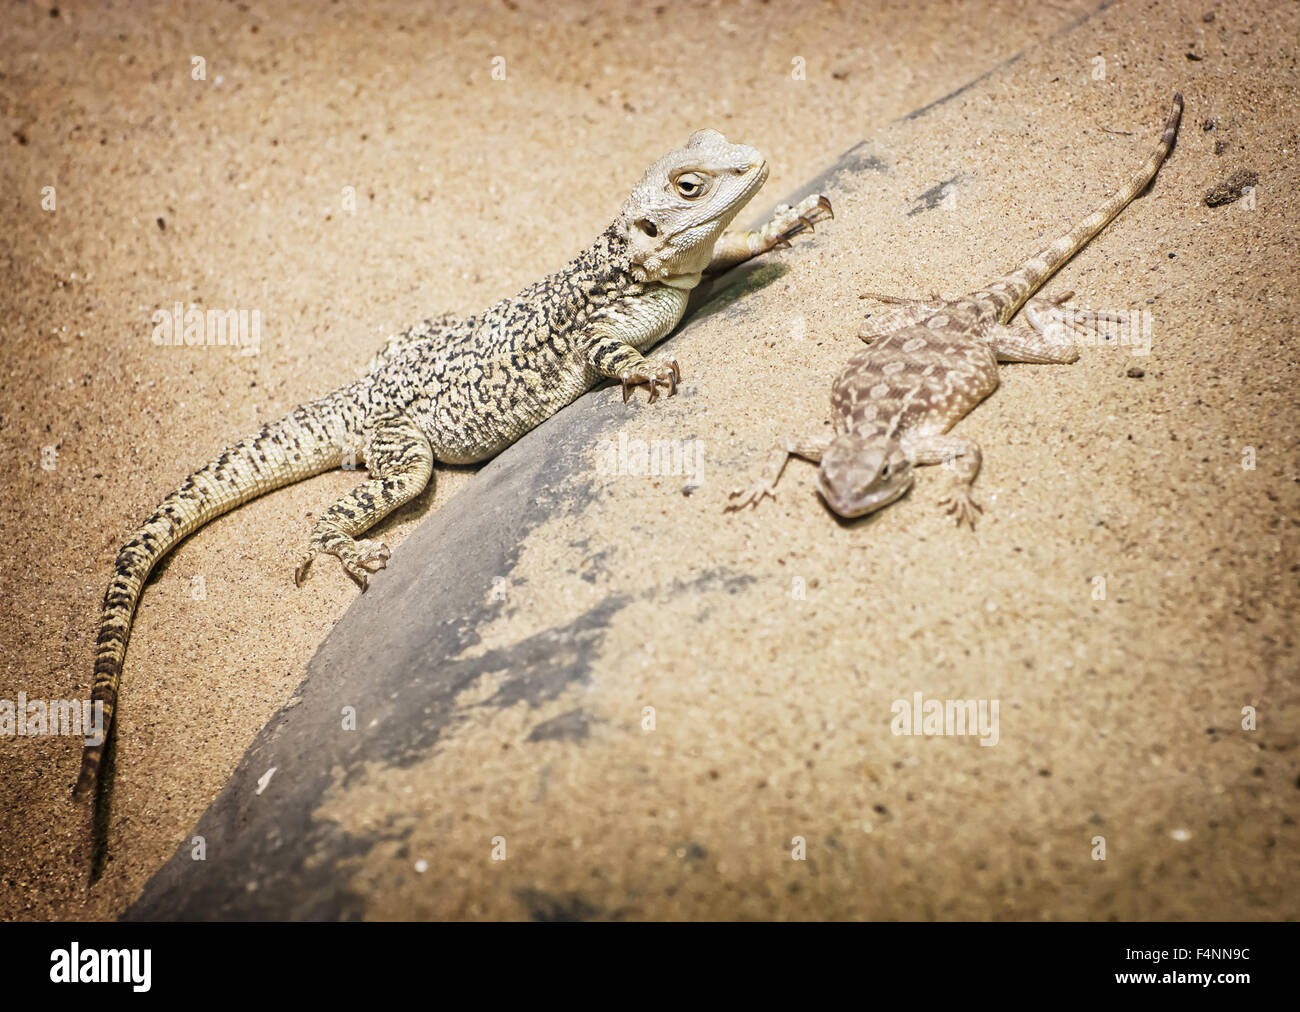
left=816, top=433, right=914, bottom=519
left=620, top=128, right=767, bottom=283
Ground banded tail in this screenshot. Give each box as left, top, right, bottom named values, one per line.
left=73, top=388, right=358, bottom=855
left=977, top=93, right=1183, bottom=321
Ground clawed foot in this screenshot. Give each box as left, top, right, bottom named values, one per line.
left=621, top=359, right=680, bottom=404
left=725, top=480, right=777, bottom=512
left=294, top=537, right=392, bottom=590
left=768, top=194, right=834, bottom=249
left=1023, top=292, right=1080, bottom=347
left=1023, top=292, right=1134, bottom=360
left=938, top=490, right=983, bottom=530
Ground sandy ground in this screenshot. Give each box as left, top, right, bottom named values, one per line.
left=2, top=0, right=1297, bottom=920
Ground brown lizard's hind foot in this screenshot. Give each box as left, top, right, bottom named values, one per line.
left=988, top=295, right=1100, bottom=364
left=1028, top=294, right=1136, bottom=358
left=858, top=291, right=944, bottom=305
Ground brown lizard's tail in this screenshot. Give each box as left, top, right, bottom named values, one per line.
left=72, top=388, right=358, bottom=871
left=979, top=93, right=1183, bottom=322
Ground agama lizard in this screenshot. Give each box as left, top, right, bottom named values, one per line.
left=727, top=95, right=1181, bottom=523
left=75, top=129, right=832, bottom=863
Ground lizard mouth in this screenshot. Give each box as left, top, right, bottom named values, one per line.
left=816, top=472, right=913, bottom=519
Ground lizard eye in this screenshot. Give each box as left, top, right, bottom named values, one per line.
left=880, top=464, right=891, bottom=478
left=674, top=172, right=708, bottom=199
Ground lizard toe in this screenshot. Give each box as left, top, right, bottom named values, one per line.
left=354, top=538, right=392, bottom=572
left=293, top=553, right=316, bottom=587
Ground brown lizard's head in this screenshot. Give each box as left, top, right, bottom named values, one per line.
left=817, top=433, right=914, bottom=518
left=620, top=128, right=767, bottom=283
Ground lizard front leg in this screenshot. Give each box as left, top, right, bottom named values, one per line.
left=584, top=333, right=681, bottom=404
left=294, top=411, right=434, bottom=589
left=902, top=431, right=984, bottom=529
left=726, top=430, right=836, bottom=511
left=704, top=194, right=833, bottom=276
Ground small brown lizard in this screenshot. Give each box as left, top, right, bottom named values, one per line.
left=727, top=94, right=1182, bottom=523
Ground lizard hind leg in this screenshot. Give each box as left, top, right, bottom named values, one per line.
left=857, top=291, right=947, bottom=343
left=993, top=293, right=1139, bottom=364
left=294, top=412, right=434, bottom=590
left=986, top=294, right=1091, bottom=364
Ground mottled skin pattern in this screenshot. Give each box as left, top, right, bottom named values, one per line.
left=728, top=95, right=1182, bottom=524
left=75, top=128, right=832, bottom=866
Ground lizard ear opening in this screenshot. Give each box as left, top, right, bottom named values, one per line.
left=635, top=218, right=659, bottom=238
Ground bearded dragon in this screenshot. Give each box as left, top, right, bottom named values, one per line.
left=76, top=129, right=832, bottom=864
left=727, top=95, right=1181, bottom=522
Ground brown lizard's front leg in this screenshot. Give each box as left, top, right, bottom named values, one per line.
left=901, top=432, right=984, bottom=529
left=725, top=430, right=836, bottom=510
left=704, top=194, right=833, bottom=276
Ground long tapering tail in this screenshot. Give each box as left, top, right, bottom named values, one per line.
left=73, top=387, right=359, bottom=865
left=978, top=93, right=1183, bottom=322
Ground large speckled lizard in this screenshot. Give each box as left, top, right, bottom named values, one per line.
left=76, top=129, right=832, bottom=864
left=727, top=95, right=1181, bottom=523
